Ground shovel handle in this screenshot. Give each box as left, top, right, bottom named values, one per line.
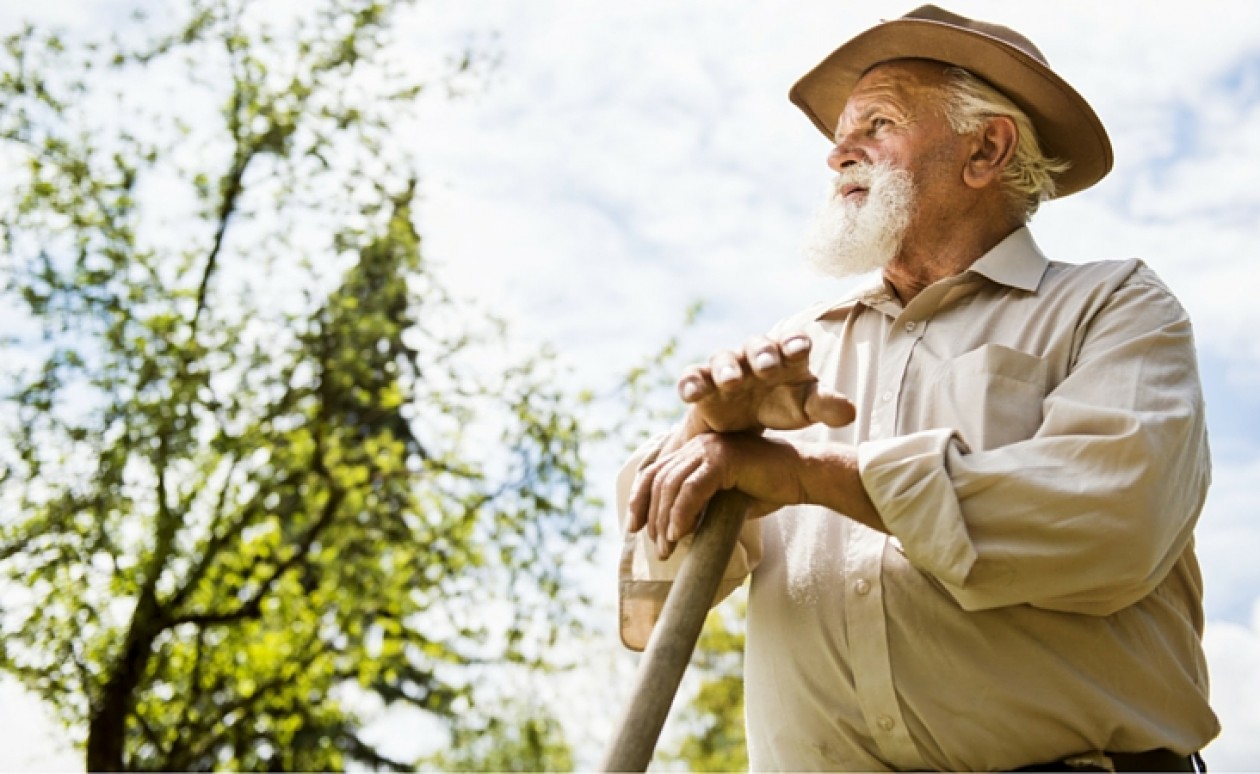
left=599, top=489, right=749, bottom=772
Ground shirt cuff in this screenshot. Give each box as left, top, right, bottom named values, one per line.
left=857, top=428, right=977, bottom=587
left=618, top=524, right=761, bottom=651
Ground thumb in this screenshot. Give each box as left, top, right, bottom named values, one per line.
left=803, top=386, right=856, bottom=428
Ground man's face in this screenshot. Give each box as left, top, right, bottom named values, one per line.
left=802, top=60, right=967, bottom=278
left=829, top=60, right=961, bottom=194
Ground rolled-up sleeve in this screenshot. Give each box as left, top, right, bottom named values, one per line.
left=615, top=432, right=763, bottom=651
left=858, top=269, right=1210, bottom=615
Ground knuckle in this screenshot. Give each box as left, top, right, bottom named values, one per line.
left=700, top=434, right=726, bottom=455
left=659, top=467, right=684, bottom=492
left=678, top=470, right=703, bottom=494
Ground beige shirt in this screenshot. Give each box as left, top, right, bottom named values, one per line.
left=616, top=228, right=1219, bottom=771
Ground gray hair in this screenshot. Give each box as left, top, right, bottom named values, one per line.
left=938, top=66, right=1070, bottom=218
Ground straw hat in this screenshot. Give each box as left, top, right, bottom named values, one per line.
left=788, top=4, right=1112, bottom=198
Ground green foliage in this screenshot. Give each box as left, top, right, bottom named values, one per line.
left=424, top=700, right=574, bottom=773
left=0, top=1, right=595, bottom=770
left=663, top=596, right=748, bottom=772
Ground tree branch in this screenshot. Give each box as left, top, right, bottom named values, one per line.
left=167, top=430, right=344, bottom=629
left=164, top=456, right=241, bottom=612
left=163, top=670, right=292, bottom=771
left=339, top=731, right=412, bottom=772
left=173, top=627, right=206, bottom=749
left=191, top=31, right=252, bottom=334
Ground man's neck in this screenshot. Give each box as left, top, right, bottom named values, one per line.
left=883, top=215, right=1024, bottom=305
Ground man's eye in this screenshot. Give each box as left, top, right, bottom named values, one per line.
left=871, top=117, right=892, bottom=130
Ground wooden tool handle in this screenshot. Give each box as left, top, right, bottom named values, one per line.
left=599, top=490, right=749, bottom=772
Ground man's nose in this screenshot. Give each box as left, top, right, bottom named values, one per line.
left=827, top=135, right=864, bottom=173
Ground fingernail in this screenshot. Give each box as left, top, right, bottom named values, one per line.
left=784, top=337, right=808, bottom=355
left=716, top=364, right=740, bottom=383
left=753, top=352, right=776, bottom=371
left=681, top=381, right=699, bottom=400
left=667, top=524, right=678, bottom=542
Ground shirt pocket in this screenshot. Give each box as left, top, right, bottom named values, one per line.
left=932, top=343, right=1047, bottom=450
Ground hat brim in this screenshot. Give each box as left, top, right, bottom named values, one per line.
left=788, top=18, right=1113, bottom=198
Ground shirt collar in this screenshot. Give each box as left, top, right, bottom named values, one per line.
left=966, top=226, right=1048, bottom=293
left=814, top=226, right=1048, bottom=321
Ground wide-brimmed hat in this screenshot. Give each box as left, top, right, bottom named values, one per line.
left=788, top=4, right=1112, bottom=198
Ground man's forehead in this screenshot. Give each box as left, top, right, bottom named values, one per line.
left=850, top=60, right=949, bottom=101
left=838, top=61, right=949, bottom=120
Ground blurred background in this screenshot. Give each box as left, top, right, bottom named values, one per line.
left=1, top=0, right=1257, bottom=770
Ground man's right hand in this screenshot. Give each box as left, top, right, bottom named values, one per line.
left=668, top=333, right=856, bottom=448
left=628, top=332, right=860, bottom=556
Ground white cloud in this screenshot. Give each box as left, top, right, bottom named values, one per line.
left=1203, top=600, right=1260, bottom=770
left=1196, top=453, right=1260, bottom=769
left=1198, top=453, right=1260, bottom=621
left=0, top=678, right=81, bottom=771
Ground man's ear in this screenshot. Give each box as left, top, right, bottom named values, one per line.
left=962, top=115, right=1018, bottom=190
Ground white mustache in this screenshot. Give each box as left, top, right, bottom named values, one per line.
left=828, top=162, right=881, bottom=198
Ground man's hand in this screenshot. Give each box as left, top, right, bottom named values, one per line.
left=627, top=433, right=884, bottom=560
left=672, top=333, right=855, bottom=445
left=628, top=433, right=792, bottom=559
left=628, top=333, right=865, bottom=559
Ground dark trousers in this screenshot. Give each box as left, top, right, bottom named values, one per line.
left=1014, top=749, right=1205, bottom=772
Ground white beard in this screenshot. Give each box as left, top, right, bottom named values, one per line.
left=800, top=161, right=915, bottom=279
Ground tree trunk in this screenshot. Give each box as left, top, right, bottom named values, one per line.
left=86, top=590, right=164, bottom=771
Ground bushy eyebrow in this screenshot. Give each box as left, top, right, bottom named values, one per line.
left=834, top=99, right=907, bottom=139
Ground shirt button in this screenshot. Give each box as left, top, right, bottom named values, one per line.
left=854, top=579, right=871, bottom=595
left=877, top=715, right=896, bottom=731
left=904, top=320, right=917, bottom=332
left=881, top=391, right=894, bottom=402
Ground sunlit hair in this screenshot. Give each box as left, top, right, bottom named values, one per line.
left=938, top=66, right=1070, bottom=219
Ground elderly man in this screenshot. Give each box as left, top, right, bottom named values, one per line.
left=617, top=5, right=1218, bottom=772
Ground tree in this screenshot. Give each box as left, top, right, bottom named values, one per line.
left=427, top=700, right=574, bottom=772
left=0, top=1, right=596, bottom=769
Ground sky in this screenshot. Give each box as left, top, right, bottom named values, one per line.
left=2, top=0, right=1260, bottom=770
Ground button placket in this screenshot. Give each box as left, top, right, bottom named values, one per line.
left=838, top=314, right=926, bottom=768
left=871, top=317, right=919, bottom=437
left=843, top=528, right=920, bottom=767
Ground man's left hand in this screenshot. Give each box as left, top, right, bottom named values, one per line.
left=627, top=433, right=804, bottom=559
